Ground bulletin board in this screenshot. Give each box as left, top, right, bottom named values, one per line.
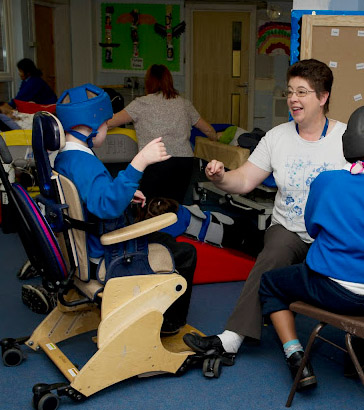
left=99, top=2, right=184, bottom=73
left=300, top=14, right=364, bottom=124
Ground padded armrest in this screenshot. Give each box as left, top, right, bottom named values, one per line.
left=100, top=213, right=177, bottom=246
left=194, top=136, right=250, bottom=170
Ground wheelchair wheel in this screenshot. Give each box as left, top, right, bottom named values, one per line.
left=34, top=392, right=60, bottom=410
left=213, top=357, right=222, bottom=378
left=202, top=357, right=222, bottom=378
left=2, top=346, right=24, bottom=367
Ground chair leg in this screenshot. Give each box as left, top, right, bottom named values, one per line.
left=285, top=322, right=326, bottom=407
left=345, top=334, right=364, bottom=385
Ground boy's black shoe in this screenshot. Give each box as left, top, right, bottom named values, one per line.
left=183, top=332, right=225, bottom=354
left=22, top=284, right=57, bottom=315
left=286, top=351, right=317, bottom=390
left=17, top=260, right=40, bottom=280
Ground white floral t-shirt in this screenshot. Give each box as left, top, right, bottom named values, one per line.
left=248, top=120, right=347, bottom=242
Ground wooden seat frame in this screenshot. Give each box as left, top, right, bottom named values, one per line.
left=0, top=112, right=203, bottom=408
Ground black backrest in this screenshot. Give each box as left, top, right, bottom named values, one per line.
left=0, top=134, right=68, bottom=290
left=32, top=112, right=62, bottom=200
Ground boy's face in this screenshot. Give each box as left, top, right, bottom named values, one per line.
left=92, top=122, right=108, bottom=148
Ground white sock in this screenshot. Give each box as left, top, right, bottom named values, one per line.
left=217, top=330, right=244, bottom=353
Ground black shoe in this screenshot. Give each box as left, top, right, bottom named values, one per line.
left=17, top=260, right=40, bottom=280
left=22, top=284, right=57, bottom=314
left=183, top=332, right=225, bottom=354
left=286, top=351, right=317, bottom=390
left=344, top=337, right=364, bottom=378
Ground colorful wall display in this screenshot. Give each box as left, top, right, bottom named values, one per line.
left=100, top=3, right=184, bottom=72
left=256, top=22, right=291, bottom=56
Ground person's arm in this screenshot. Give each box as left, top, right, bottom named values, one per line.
left=194, top=118, right=218, bottom=141
left=0, top=103, right=16, bottom=117
left=205, top=159, right=271, bottom=195
left=107, top=109, right=133, bottom=129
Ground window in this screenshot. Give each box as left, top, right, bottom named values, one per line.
left=0, top=0, right=12, bottom=101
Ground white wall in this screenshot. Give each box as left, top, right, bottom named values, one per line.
left=70, top=0, right=94, bottom=86
left=293, top=0, right=364, bottom=10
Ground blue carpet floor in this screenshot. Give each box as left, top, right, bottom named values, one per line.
left=1, top=230, right=364, bottom=409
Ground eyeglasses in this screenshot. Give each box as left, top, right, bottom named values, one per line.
left=283, top=89, right=316, bottom=98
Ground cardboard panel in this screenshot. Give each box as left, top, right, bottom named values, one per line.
left=301, top=15, right=364, bottom=124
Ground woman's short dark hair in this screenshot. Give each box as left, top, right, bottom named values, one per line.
left=144, top=64, right=179, bottom=99
left=287, top=59, right=333, bottom=114
left=17, top=58, right=42, bottom=77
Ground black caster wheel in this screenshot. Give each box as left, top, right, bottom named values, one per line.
left=33, top=392, right=60, bottom=410
left=212, top=357, right=222, bottom=378
left=2, top=345, right=24, bottom=367
left=203, top=357, right=222, bottom=378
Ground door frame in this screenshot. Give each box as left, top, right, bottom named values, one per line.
left=185, top=2, right=256, bottom=130
left=33, top=0, right=72, bottom=95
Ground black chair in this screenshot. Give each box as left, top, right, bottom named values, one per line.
left=286, top=301, right=364, bottom=407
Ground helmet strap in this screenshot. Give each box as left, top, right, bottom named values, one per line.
left=68, top=129, right=98, bottom=148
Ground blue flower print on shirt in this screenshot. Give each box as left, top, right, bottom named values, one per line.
left=293, top=206, right=302, bottom=216
left=315, top=165, right=328, bottom=173
left=305, top=176, right=315, bottom=187
left=285, top=195, right=294, bottom=205
left=282, top=158, right=337, bottom=226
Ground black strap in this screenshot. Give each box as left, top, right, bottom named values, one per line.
left=63, top=214, right=102, bottom=236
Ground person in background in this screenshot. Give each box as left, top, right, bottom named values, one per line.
left=259, top=105, right=364, bottom=389
left=0, top=102, right=33, bottom=130
left=183, top=59, right=347, bottom=370
left=2, top=58, right=57, bottom=114
left=107, top=64, right=217, bottom=203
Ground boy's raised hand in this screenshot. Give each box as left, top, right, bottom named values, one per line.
left=131, top=137, right=171, bottom=172
left=205, top=160, right=225, bottom=182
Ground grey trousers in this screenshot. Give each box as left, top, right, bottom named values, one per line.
left=225, top=224, right=310, bottom=340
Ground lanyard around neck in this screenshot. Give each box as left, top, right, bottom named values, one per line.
left=296, top=117, right=329, bottom=140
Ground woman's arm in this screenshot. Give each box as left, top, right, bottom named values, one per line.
left=107, top=109, right=133, bottom=129
left=194, top=118, right=218, bottom=141
left=205, top=159, right=271, bottom=195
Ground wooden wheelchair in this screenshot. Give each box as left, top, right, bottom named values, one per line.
left=0, top=113, right=220, bottom=410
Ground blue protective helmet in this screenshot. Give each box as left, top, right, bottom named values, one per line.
left=56, top=83, right=113, bottom=148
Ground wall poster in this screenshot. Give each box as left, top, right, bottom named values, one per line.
left=100, top=2, right=185, bottom=72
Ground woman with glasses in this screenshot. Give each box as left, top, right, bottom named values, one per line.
left=183, top=59, right=347, bottom=387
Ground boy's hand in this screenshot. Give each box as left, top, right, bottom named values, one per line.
left=205, top=160, right=225, bottom=182
left=131, top=137, right=171, bottom=172
left=132, top=190, right=146, bottom=207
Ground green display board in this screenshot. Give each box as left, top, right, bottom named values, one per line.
left=100, top=3, right=183, bottom=72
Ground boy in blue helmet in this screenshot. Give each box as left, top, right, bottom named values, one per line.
left=53, top=83, right=197, bottom=335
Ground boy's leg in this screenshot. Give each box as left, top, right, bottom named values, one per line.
left=148, top=231, right=197, bottom=328
left=260, top=263, right=317, bottom=389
